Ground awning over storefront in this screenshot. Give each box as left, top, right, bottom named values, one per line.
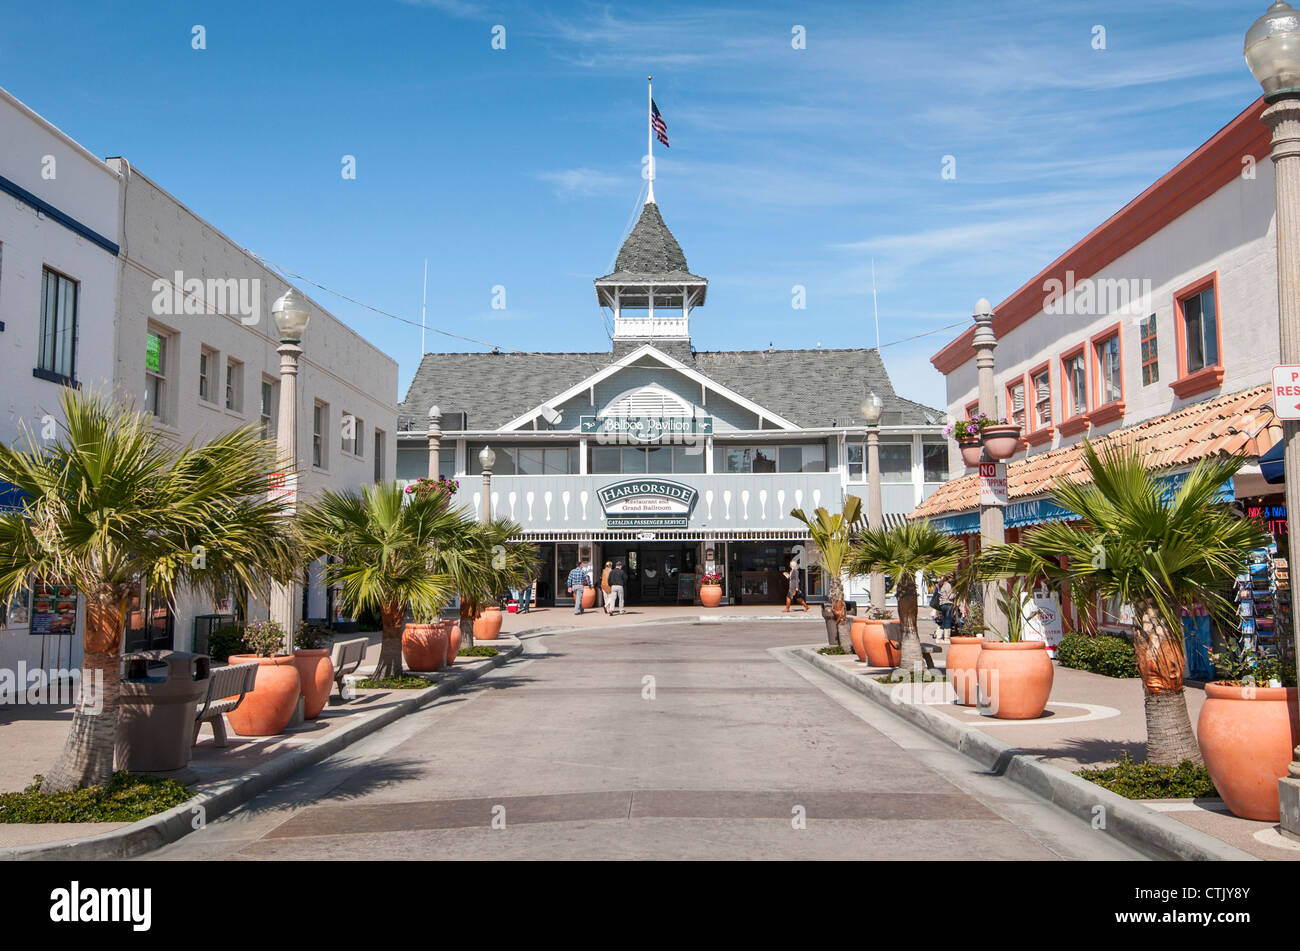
left=0, top=482, right=24, bottom=511
left=1262, top=439, right=1285, bottom=485
left=913, top=384, right=1275, bottom=532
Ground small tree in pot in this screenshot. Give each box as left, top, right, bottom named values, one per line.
left=791, top=496, right=862, bottom=650
left=848, top=520, right=962, bottom=676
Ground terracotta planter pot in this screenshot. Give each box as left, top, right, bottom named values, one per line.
left=945, top=636, right=984, bottom=706
left=863, top=619, right=900, bottom=667
left=402, top=621, right=452, bottom=672
left=849, top=619, right=869, bottom=662
left=959, top=441, right=983, bottom=468
left=976, top=640, right=1053, bottom=719
left=700, top=584, right=723, bottom=608
left=474, top=607, right=503, bottom=640
left=225, top=655, right=302, bottom=736
left=981, top=425, right=1022, bottom=461
left=581, top=586, right=597, bottom=610
left=291, top=648, right=334, bottom=720
left=1198, top=682, right=1300, bottom=821
left=446, top=624, right=462, bottom=666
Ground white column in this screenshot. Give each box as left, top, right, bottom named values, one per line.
left=270, top=343, right=301, bottom=654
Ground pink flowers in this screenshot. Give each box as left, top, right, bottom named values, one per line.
left=944, top=412, right=1007, bottom=443
left=406, top=476, right=459, bottom=498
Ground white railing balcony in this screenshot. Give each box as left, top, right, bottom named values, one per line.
left=613, top=316, right=690, bottom=338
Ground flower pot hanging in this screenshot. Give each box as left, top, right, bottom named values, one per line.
left=958, top=441, right=984, bottom=468
left=981, top=425, right=1022, bottom=461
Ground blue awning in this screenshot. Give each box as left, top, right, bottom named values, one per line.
left=0, top=482, right=24, bottom=511
left=1262, top=440, right=1285, bottom=485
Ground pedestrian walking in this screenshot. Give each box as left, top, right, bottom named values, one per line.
left=567, top=562, right=588, bottom=615
left=783, top=559, right=808, bottom=612
left=600, top=560, right=613, bottom=614
left=936, top=574, right=956, bottom=640
left=520, top=577, right=534, bottom=614
left=607, top=561, right=627, bottom=615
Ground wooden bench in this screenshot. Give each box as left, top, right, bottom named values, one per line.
left=193, top=661, right=259, bottom=748
left=329, top=637, right=370, bottom=700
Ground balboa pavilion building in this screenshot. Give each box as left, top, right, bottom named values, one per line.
left=395, top=196, right=949, bottom=607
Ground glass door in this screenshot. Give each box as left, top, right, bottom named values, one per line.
left=556, top=543, right=580, bottom=606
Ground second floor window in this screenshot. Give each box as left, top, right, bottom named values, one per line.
left=199, top=349, right=216, bottom=402
left=38, top=267, right=78, bottom=383
left=313, top=402, right=327, bottom=468
left=1140, top=314, right=1159, bottom=385
left=145, top=331, right=168, bottom=422
left=1064, top=351, right=1088, bottom=418
left=1095, top=333, right=1121, bottom=405
left=260, top=380, right=276, bottom=438
left=1181, top=286, right=1219, bottom=374
left=1007, top=380, right=1026, bottom=429
left=1031, top=368, right=1052, bottom=429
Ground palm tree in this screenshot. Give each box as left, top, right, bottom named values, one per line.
left=791, top=497, right=862, bottom=649
left=979, top=441, right=1263, bottom=766
left=0, top=391, right=299, bottom=792
left=848, top=520, right=962, bottom=674
left=298, top=481, right=459, bottom=679
left=432, top=517, right=535, bottom=649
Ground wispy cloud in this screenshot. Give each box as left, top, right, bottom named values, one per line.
left=536, top=167, right=624, bottom=198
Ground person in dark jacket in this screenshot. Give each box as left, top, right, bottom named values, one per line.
left=607, top=561, right=627, bottom=615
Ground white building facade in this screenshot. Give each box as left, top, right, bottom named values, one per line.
left=0, top=84, right=399, bottom=672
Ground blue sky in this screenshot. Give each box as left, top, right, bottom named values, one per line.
left=0, top=0, right=1272, bottom=409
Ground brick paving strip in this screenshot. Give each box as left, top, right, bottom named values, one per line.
left=0, top=634, right=534, bottom=861
left=791, top=646, right=1263, bottom=862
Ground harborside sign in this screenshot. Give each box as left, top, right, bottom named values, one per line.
left=597, top=479, right=699, bottom=529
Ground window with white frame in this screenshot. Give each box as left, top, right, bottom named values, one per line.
left=373, top=429, right=385, bottom=482
left=1031, top=367, right=1052, bottom=429
left=199, top=347, right=217, bottom=403
left=313, top=401, right=328, bottom=469
left=225, top=358, right=244, bottom=413
left=879, top=441, right=912, bottom=483
left=260, top=378, right=277, bottom=439
left=145, top=329, right=169, bottom=423
left=1095, top=332, right=1122, bottom=405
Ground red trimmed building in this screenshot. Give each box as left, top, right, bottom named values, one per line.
left=916, top=96, right=1285, bottom=634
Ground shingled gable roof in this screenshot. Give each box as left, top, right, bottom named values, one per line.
left=398, top=345, right=943, bottom=433
left=910, top=384, right=1277, bottom=522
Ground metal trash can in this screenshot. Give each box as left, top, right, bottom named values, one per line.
left=116, top=651, right=210, bottom=773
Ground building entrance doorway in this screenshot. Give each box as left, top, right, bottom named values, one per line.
left=600, top=542, right=697, bottom=605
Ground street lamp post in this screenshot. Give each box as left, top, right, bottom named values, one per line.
left=269, top=289, right=311, bottom=659
left=862, top=392, right=885, bottom=610
left=478, top=446, right=496, bottom=524
left=973, top=298, right=1007, bottom=634
left=1246, top=0, right=1300, bottom=837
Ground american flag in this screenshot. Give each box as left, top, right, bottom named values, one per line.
left=651, top=99, right=669, bottom=148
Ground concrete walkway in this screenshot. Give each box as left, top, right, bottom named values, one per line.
left=148, top=620, right=1141, bottom=861
left=818, top=634, right=1300, bottom=862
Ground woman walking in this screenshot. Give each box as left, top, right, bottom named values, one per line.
left=936, top=574, right=956, bottom=640
left=600, top=561, right=613, bottom=614
left=783, top=559, right=808, bottom=612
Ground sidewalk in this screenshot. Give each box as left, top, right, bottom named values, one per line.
left=500, top=603, right=826, bottom=629
left=813, top=627, right=1300, bottom=861
left=0, top=633, right=523, bottom=852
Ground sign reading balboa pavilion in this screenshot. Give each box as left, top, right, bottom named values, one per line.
left=581, top=416, right=712, bottom=442
left=598, top=479, right=699, bottom=529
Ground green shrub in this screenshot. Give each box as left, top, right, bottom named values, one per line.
left=295, top=620, right=330, bottom=650
left=818, top=646, right=847, bottom=655
left=1057, top=632, right=1140, bottom=678
left=206, top=625, right=245, bottom=663
left=242, top=620, right=289, bottom=657
left=355, top=675, right=433, bottom=690
left=459, top=646, right=499, bottom=658
left=0, top=773, right=190, bottom=823
left=1077, top=754, right=1219, bottom=800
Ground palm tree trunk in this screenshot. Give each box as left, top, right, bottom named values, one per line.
left=374, top=601, right=406, bottom=680
left=41, top=587, right=126, bottom=793
left=1132, top=597, right=1201, bottom=766
left=460, top=597, right=477, bottom=649
left=894, top=575, right=924, bottom=677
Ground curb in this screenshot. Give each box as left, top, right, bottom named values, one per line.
left=0, top=640, right=524, bottom=861
left=793, top=647, right=1260, bottom=862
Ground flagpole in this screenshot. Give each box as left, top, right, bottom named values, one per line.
left=647, top=75, right=655, bottom=204
left=871, top=258, right=881, bottom=350
left=420, top=258, right=428, bottom=354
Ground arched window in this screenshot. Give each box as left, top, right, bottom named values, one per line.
left=599, top=383, right=693, bottom=418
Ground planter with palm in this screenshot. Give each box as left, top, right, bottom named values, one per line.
left=979, top=442, right=1264, bottom=765
left=298, top=481, right=458, bottom=680
left=791, top=496, right=862, bottom=650
left=430, top=517, right=535, bottom=649
left=848, top=520, right=962, bottom=675
left=0, top=391, right=299, bottom=792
